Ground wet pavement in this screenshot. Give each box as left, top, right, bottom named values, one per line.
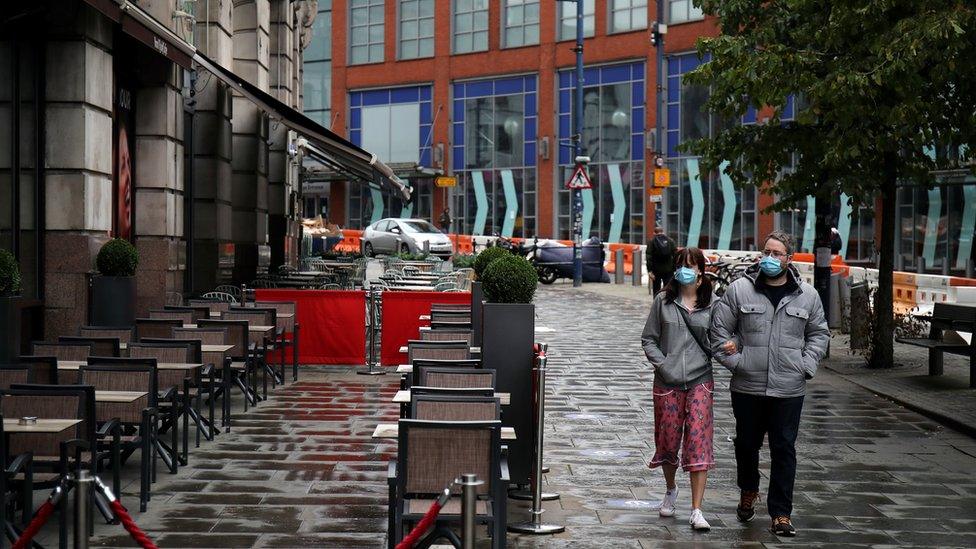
left=65, top=284, right=976, bottom=547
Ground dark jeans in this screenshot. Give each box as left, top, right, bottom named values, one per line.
left=651, top=271, right=672, bottom=294
left=731, top=391, right=804, bottom=519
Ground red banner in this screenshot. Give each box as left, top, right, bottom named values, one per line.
left=254, top=289, right=366, bottom=365
left=380, top=291, right=471, bottom=366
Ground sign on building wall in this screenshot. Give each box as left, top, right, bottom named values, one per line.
left=113, top=76, right=136, bottom=241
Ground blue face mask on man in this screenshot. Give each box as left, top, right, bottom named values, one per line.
left=674, top=266, right=698, bottom=286
left=759, top=255, right=785, bottom=278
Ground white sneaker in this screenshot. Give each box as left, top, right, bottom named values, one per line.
left=657, top=487, right=678, bottom=517
left=689, top=508, right=711, bottom=531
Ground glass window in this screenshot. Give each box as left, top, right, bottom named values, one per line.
left=454, top=0, right=489, bottom=54
left=610, top=0, right=647, bottom=33
left=303, top=3, right=333, bottom=124
left=401, top=220, right=440, bottom=233
left=558, top=0, right=595, bottom=41
left=668, top=0, right=703, bottom=24
left=464, top=95, right=524, bottom=169
left=399, top=0, right=434, bottom=59
left=579, top=83, right=631, bottom=163
left=503, top=0, right=540, bottom=49
left=362, top=103, right=421, bottom=163
left=350, top=0, right=384, bottom=65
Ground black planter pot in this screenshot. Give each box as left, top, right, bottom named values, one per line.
left=481, top=302, right=535, bottom=485
left=90, top=276, right=137, bottom=326
left=470, top=281, right=484, bottom=347
left=0, top=295, right=43, bottom=363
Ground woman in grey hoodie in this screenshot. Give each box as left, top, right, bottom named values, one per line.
left=641, top=247, right=733, bottom=531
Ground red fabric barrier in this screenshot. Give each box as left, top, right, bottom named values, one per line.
left=254, top=289, right=366, bottom=365
left=380, top=291, right=471, bottom=366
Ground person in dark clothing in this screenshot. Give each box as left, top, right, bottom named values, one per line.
left=438, top=208, right=454, bottom=233
left=648, top=227, right=677, bottom=295
left=830, top=228, right=842, bottom=255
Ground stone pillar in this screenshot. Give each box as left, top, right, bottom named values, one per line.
left=42, top=5, right=114, bottom=337
left=268, top=0, right=297, bottom=270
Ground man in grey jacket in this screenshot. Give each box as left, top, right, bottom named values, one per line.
left=710, top=231, right=830, bottom=537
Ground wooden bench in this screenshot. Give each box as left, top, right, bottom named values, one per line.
left=897, top=302, right=976, bottom=388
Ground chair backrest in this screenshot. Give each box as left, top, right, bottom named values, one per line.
left=0, top=388, right=84, bottom=457
left=79, top=326, right=134, bottom=345
left=149, top=309, right=195, bottom=324
left=409, top=359, right=482, bottom=387
left=430, top=320, right=473, bottom=330
left=81, top=359, right=157, bottom=423
left=407, top=340, right=472, bottom=363
left=10, top=384, right=97, bottom=449
left=430, top=310, right=471, bottom=323
left=17, top=355, right=58, bottom=384
left=399, top=419, right=498, bottom=496
left=431, top=303, right=471, bottom=313
left=418, top=367, right=496, bottom=389
left=226, top=308, right=274, bottom=328
left=0, top=365, right=30, bottom=389
left=253, top=301, right=296, bottom=332
left=58, top=335, right=120, bottom=357
left=172, top=327, right=228, bottom=346
left=135, top=318, right=183, bottom=341
left=420, top=329, right=472, bottom=345
left=197, top=320, right=248, bottom=360
left=213, top=285, right=243, bottom=301
left=164, top=305, right=210, bottom=322
left=31, top=342, right=93, bottom=362
left=195, top=294, right=236, bottom=308
left=135, top=339, right=202, bottom=364
left=411, top=395, right=500, bottom=421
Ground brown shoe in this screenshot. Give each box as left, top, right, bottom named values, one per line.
left=771, top=516, right=796, bottom=536
left=736, top=490, right=759, bottom=522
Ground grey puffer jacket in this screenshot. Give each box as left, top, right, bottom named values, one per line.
left=641, top=292, right=714, bottom=390
left=709, top=264, right=830, bottom=398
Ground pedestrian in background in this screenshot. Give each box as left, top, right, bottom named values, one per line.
left=438, top=208, right=454, bottom=233
left=641, top=247, right=734, bottom=531
left=709, top=230, right=830, bottom=537
left=648, top=226, right=677, bottom=294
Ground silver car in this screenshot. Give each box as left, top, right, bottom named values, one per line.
left=361, top=218, right=454, bottom=258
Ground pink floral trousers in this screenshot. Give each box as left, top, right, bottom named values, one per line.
left=648, top=381, right=715, bottom=472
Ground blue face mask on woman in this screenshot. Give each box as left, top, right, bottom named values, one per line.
left=759, top=255, right=785, bottom=278
left=674, top=266, right=698, bottom=286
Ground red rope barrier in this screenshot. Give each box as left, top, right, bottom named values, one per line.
left=12, top=500, right=55, bottom=549
left=395, top=499, right=443, bottom=549
left=109, top=500, right=159, bottom=549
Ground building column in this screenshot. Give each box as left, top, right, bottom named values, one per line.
left=268, top=0, right=297, bottom=269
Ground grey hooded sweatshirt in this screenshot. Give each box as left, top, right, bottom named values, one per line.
left=641, top=292, right=714, bottom=390
left=709, top=263, right=830, bottom=398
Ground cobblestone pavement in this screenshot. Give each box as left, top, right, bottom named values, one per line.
left=73, top=283, right=976, bottom=548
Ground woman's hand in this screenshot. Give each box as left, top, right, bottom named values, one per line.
left=720, top=340, right=737, bottom=355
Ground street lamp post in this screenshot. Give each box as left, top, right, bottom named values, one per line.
left=569, top=0, right=585, bottom=287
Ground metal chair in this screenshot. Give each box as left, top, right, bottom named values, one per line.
left=58, top=336, right=120, bottom=358
left=31, top=342, right=93, bottom=362
left=411, top=394, right=500, bottom=421
left=198, top=292, right=238, bottom=305
left=213, top=285, right=243, bottom=302
left=418, top=367, right=496, bottom=390
left=253, top=300, right=300, bottom=382
left=135, top=318, right=183, bottom=341
left=198, top=319, right=255, bottom=415
left=407, top=340, right=473, bottom=363
left=420, top=329, right=473, bottom=345
left=79, top=326, right=134, bottom=345
left=17, top=355, right=59, bottom=384
left=148, top=309, right=195, bottom=324
left=409, top=359, right=482, bottom=388
left=0, top=365, right=30, bottom=389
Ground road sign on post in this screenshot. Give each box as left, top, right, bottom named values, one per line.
left=566, top=164, right=592, bottom=190
left=435, top=176, right=457, bottom=188
left=653, top=167, right=671, bottom=187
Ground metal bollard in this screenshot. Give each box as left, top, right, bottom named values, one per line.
left=509, top=341, right=558, bottom=502
left=358, top=287, right=384, bottom=375
left=614, top=250, right=625, bottom=284
left=75, top=471, right=92, bottom=549
left=632, top=250, right=643, bottom=286
left=459, top=473, right=483, bottom=549
left=508, top=347, right=565, bottom=535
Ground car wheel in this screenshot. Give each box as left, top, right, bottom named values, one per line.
left=538, top=267, right=558, bottom=285
left=364, top=242, right=374, bottom=257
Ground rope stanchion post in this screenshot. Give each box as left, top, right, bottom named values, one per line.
left=510, top=342, right=558, bottom=502
left=459, top=474, right=483, bottom=549
left=358, top=286, right=385, bottom=375
left=508, top=345, right=564, bottom=535
left=74, top=471, right=91, bottom=549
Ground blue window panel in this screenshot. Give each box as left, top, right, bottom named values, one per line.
left=494, top=77, right=523, bottom=95
left=559, top=115, right=571, bottom=139
left=680, top=54, right=701, bottom=74
left=453, top=101, right=466, bottom=122
left=524, top=142, right=536, bottom=165
left=632, top=107, right=644, bottom=134
left=667, top=130, right=679, bottom=157
left=419, top=124, right=431, bottom=147
left=667, top=58, right=680, bottom=76
left=584, top=67, right=599, bottom=85
left=453, top=83, right=465, bottom=99
left=453, top=146, right=465, bottom=171
left=632, top=134, right=644, bottom=160
left=466, top=81, right=492, bottom=98
left=420, top=102, right=432, bottom=123
left=420, top=149, right=431, bottom=168
left=525, top=117, right=536, bottom=141
left=667, top=104, right=681, bottom=132
left=350, top=130, right=361, bottom=146
left=559, top=90, right=570, bottom=114
left=420, top=86, right=432, bottom=101
left=453, top=123, right=465, bottom=145
left=349, top=108, right=361, bottom=130
left=782, top=95, right=795, bottom=120
left=668, top=76, right=680, bottom=102
left=525, top=93, right=536, bottom=116
left=559, top=71, right=572, bottom=89
left=632, top=82, right=644, bottom=107
left=559, top=147, right=570, bottom=165
left=391, top=87, right=419, bottom=104
left=743, top=106, right=757, bottom=125
left=524, top=76, right=536, bottom=93
left=350, top=93, right=362, bottom=107
left=602, top=65, right=630, bottom=84
left=363, top=90, right=389, bottom=106
left=632, top=63, right=645, bottom=81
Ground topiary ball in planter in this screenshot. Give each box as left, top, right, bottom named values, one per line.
left=96, top=238, right=139, bottom=277
left=0, top=249, right=21, bottom=296
left=481, top=254, right=538, bottom=304
left=473, top=246, right=510, bottom=279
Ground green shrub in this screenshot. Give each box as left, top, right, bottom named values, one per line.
left=452, top=253, right=477, bottom=269
left=473, top=247, right=510, bottom=279
left=396, top=251, right=431, bottom=261
left=96, top=238, right=139, bottom=277
left=0, top=249, right=21, bottom=296
left=481, top=254, right=538, bottom=304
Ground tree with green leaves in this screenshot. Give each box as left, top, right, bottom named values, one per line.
left=683, top=0, right=976, bottom=368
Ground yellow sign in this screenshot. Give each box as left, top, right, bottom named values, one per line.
left=435, top=176, right=457, bottom=188
left=653, top=168, right=671, bottom=188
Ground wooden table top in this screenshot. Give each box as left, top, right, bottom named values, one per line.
left=185, top=324, right=273, bottom=333
left=201, top=344, right=234, bottom=353
left=398, top=346, right=480, bottom=354
left=95, top=390, right=148, bottom=403
left=3, top=418, right=82, bottom=434
left=59, top=361, right=203, bottom=371
left=372, top=423, right=515, bottom=440
left=393, top=390, right=509, bottom=405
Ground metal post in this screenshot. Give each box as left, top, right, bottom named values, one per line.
left=508, top=346, right=565, bottom=535
left=632, top=250, right=643, bottom=287
left=358, top=286, right=385, bottom=375
left=572, top=0, right=584, bottom=288
left=509, top=341, right=558, bottom=502
left=654, top=0, right=666, bottom=230
left=75, top=471, right=91, bottom=549
left=614, top=250, right=625, bottom=284
left=460, top=473, right=483, bottom=549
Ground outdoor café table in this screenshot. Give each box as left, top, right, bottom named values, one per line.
left=185, top=324, right=274, bottom=346
left=95, top=391, right=148, bottom=403
left=58, top=361, right=203, bottom=373
left=201, top=344, right=234, bottom=369
left=397, top=346, right=481, bottom=355
left=392, top=389, right=509, bottom=405
left=372, top=423, right=516, bottom=441
left=383, top=285, right=439, bottom=292
left=380, top=277, right=440, bottom=286
left=3, top=418, right=82, bottom=434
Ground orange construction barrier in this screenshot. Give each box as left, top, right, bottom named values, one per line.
left=334, top=229, right=363, bottom=253
left=606, top=243, right=642, bottom=275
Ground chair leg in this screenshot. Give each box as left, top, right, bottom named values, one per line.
left=929, top=348, right=944, bottom=376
